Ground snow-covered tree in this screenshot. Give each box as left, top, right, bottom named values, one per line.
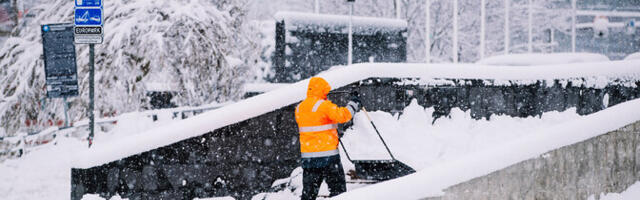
left=0, top=0, right=259, bottom=136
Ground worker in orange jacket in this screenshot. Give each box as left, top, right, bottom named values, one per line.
left=295, top=77, right=360, bottom=200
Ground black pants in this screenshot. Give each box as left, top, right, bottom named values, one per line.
left=301, top=157, right=346, bottom=200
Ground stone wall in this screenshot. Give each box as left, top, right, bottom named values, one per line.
left=435, top=120, right=640, bottom=200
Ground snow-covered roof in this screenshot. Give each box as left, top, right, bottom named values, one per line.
left=274, top=11, right=407, bottom=35
left=477, top=53, right=610, bottom=66
left=73, top=60, right=640, bottom=169
left=332, top=97, right=640, bottom=200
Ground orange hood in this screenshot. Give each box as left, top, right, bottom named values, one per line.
left=307, top=77, right=331, bottom=99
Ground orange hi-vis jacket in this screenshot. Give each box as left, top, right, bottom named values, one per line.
left=295, top=77, right=354, bottom=158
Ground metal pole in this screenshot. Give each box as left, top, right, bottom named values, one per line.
left=480, top=0, right=486, bottom=59
left=348, top=2, right=353, bottom=65
left=88, top=44, right=95, bottom=147
left=571, top=0, right=576, bottom=53
left=425, top=0, right=430, bottom=63
left=63, top=97, right=69, bottom=127
left=452, top=0, right=458, bottom=63
left=314, top=0, right=319, bottom=13
left=505, top=0, right=510, bottom=54
left=528, top=0, right=533, bottom=53
left=395, top=0, right=401, bottom=19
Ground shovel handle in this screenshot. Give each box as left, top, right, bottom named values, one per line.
left=360, top=107, right=396, bottom=160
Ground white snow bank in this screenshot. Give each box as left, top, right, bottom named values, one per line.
left=74, top=61, right=640, bottom=169
left=0, top=138, right=86, bottom=200
left=0, top=110, right=189, bottom=200
left=477, top=53, right=610, bottom=66
left=244, top=83, right=290, bottom=93
left=589, top=181, right=640, bottom=200
left=625, top=52, right=640, bottom=61
left=332, top=98, right=640, bottom=200
left=274, top=11, right=407, bottom=35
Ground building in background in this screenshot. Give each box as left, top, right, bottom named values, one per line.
left=271, top=12, right=407, bottom=83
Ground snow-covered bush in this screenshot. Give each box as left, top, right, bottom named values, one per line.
left=0, top=0, right=258, bottom=136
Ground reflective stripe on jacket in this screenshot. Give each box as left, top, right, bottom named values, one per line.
left=295, top=77, right=353, bottom=158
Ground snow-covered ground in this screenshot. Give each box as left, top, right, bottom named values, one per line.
left=0, top=110, right=183, bottom=200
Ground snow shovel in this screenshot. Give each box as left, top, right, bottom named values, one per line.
left=339, top=107, right=415, bottom=181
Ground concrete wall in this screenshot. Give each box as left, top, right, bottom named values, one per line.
left=436, top=120, right=640, bottom=200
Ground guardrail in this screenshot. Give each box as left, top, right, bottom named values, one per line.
left=0, top=103, right=228, bottom=162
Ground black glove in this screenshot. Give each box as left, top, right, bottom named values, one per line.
left=349, top=91, right=361, bottom=105
left=347, top=94, right=361, bottom=114
left=340, top=120, right=353, bottom=135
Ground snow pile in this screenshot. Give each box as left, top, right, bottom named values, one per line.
left=274, top=11, right=407, bottom=35
left=0, top=0, right=258, bottom=136
left=476, top=53, right=610, bottom=66
left=589, top=181, right=640, bottom=200
left=341, top=100, right=581, bottom=170
left=625, top=52, right=640, bottom=61
left=74, top=61, right=640, bottom=169
left=333, top=98, right=640, bottom=200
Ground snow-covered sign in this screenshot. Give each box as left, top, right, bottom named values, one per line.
left=74, top=0, right=102, bottom=44
left=41, top=23, right=78, bottom=98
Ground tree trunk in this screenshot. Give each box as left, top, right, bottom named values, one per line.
left=10, top=0, right=18, bottom=28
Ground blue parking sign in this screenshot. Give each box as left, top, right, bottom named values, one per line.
left=75, top=0, right=102, bottom=7
left=74, top=8, right=102, bottom=26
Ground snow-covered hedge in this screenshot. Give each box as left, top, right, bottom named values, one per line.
left=0, top=0, right=259, bottom=136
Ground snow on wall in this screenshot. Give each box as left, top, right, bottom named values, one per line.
left=274, top=11, right=407, bottom=35
left=73, top=60, right=640, bottom=168
left=477, top=53, right=611, bottom=66
left=331, top=98, right=640, bottom=200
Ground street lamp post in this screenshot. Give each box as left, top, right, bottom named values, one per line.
left=347, top=0, right=355, bottom=65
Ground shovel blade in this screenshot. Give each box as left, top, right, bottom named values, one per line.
left=353, top=160, right=415, bottom=181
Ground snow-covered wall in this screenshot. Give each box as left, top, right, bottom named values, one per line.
left=74, top=61, right=640, bottom=168
left=439, top=120, right=640, bottom=200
